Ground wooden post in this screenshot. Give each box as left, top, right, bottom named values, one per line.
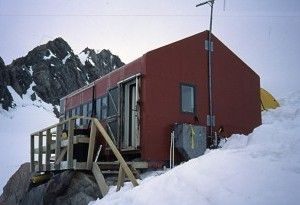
left=67, top=119, right=74, bottom=169
left=92, top=162, right=109, bottom=197
left=93, top=119, right=138, bottom=187
left=55, top=147, right=67, bottom=165
left=38, top=132, right=43, bottom=172
left=45, top=129, right=51, bottom=171
left=55, top=124, right=62, bottom=170
left=116, top=165, right=125, bottom=191
left=30, top=134, right=35, bottom=172
left=86, top=121, right=96, bottom=170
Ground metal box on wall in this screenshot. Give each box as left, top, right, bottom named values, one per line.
left=174, top=123, right=207, bottom=160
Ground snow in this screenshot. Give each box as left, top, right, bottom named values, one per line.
left=0, top=85, right=57, bottom=193
left=28, top=66, right=33, bottom=75
left=62, top=52, right=71, bottom=64
left=90, top=91, right=300, bottom=205
left=6, top=83, right=53, bottom=113
left=78, top=50, right=95, bottom=66
left=43, top=49, right=57, bottom=60
left=78, top=51, right=89, bottom=65
left=88, top=58, right=95, bottom=66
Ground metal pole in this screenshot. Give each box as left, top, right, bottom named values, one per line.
left=196, top=0, right=215, bottom=143
left=208, top=1, right=214, bottom=140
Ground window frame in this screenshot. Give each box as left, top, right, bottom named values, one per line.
left=180, top=83, right=196, bottom=114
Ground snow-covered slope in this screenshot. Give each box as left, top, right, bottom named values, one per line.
left=90, top=91, right=300, bottom=205
left=0, top=92, right=58, bottom=193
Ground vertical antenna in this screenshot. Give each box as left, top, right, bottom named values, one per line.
left=223, top=0, right=226, bottom=11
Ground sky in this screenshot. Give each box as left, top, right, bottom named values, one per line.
left=0, top=0, right=300, bottom=97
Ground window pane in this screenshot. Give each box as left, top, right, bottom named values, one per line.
left=71, top=108, right=75, bottom=117
left=101, top=96, right=108, bottom=119
left=83, top=104, right=88, bottom=116
left=76, top=106, right=81, bottom=116
left=108, top=88, right=118, bottom=117
left=88, top=102, right=93, bottom=116
left=181, top=85, right=195, bottom=113
left=102, top=96, right=108, bottom=107
left=96, top=98, right=101, bottom=119
left=82, top=104, right=88, bottom=125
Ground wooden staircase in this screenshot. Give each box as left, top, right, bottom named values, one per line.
left=30, top=116, right=147, bottom=197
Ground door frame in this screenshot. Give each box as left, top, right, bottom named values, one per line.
left=117, top=73, right=141, bottom=150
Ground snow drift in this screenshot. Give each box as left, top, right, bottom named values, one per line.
left=0, top=89, right=57, bottom=193
left=90, top=91, right=300, bottom=205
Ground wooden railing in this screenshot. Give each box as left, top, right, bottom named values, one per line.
left=30, top=116, right=139, bottom=196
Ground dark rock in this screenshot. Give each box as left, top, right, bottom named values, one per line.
left=0, top=37, right=124, bottom=115
left=0, top=163, right=31, bottom=205
left=53, top=106, right=60, bottom=118
left=7, top=64, right=32, bottom=97
left=0, top=163, right=101, bottom=205
left=0, top=57, right=14, bottom=110
left=0, top=86, right=13, bottom=110
left=30, top=93, right=36, bottom=101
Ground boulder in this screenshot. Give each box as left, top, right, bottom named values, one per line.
left=0, top=163, right=101, bottom=205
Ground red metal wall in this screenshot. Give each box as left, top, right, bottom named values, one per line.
left=65, top=58, right=145, bottom=109
left=212, top=35, right=261, bottom=136
left=139, top=31, right=261, bottom=163
left=140, top=33, right=209, bottom=163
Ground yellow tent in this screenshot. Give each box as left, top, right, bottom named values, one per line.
left=260, top=88, right=280, bottom=111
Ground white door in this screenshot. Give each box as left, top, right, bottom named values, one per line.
left=123, top=81, right=138, bottom=149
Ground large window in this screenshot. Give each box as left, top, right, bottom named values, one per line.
left=180, top=84, right=195, bottom=113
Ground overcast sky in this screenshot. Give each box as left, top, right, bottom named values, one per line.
left=0, top=0, right=299, bottom=97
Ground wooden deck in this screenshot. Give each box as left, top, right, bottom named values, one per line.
left=30, top=116, right=147, bottom=197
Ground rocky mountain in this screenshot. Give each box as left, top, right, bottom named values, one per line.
left=0, top=38, right=124, bottom=116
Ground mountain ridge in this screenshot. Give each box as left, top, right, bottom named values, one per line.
left=0, top=38, right=124, bottom=116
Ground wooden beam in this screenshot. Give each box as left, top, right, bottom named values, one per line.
left=55, top=147, right=67, bottom=166
left=116, top=165, right=125, bottom=191
left=129, top=164, right=140, bottom=179
left=31, top=116, right=93, bottom=136
left=55, top=124, right=62, bottom=170
left=38, top=132, right=43, bottom=172
left=87, top=121, right=96, bottom=170
left=30, top=135, right=35, bottom=173
left=45, top=129, right=51, bottom=171
left=67, top=119, right=74, bottom=169
left=92, top=162, right=109, bottom=197
left=93, top=119, right=138, bottom=187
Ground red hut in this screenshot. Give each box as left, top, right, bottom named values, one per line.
left=60, top=31, right=261, bottom=167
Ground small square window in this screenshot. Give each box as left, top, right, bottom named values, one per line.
left=181, top=84, right=195, bottom=113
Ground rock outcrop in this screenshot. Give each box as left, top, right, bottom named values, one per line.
left=0, top=163, right=101, bottom=205
left=0, top=38, right=124, bottom=115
